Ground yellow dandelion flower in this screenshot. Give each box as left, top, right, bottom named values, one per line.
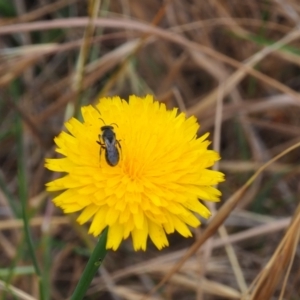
left=45, top=95, right=225, bottom=251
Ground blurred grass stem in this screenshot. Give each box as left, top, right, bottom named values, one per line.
left=16, top=116, right=46, bottom=300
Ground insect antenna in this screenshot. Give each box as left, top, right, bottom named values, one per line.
left=99, top=118, right=119, bottom=128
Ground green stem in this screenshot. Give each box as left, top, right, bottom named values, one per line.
left=16, top=115, right=46, bottom=300
left=70, top=228, right=109, bottom=300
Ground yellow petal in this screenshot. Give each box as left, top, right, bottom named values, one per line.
left=148, top=221, right=169, bottom=250
left=77, top=204, right=99, bottom=224
left=107, top=223, right=123, bottom=250
left=131, top=219, right=148, bottom=251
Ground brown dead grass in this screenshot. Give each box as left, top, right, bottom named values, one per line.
left=0, top=0, right=300, bottom=299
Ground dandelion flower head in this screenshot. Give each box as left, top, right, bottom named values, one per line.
left=45, top=95, right=225, bottom=251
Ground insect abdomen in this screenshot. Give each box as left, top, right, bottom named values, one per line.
left=105, top=148, right=120, bottom=166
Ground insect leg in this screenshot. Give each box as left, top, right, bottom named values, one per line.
left=97, top=134, right=106, bottom=167
left=116, top=139, right=122, bottom=160
left=116, top=139, right=122, bottom=149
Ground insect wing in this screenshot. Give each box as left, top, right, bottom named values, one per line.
left=104, top=138, right=120, bottom=166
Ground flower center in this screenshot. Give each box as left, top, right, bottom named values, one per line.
left=123, top=156, right=144, bottom=181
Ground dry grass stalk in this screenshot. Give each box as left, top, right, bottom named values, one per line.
left=1, top=1, right=300, bottom=299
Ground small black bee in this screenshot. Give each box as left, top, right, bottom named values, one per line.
left=97, top=119, right=121, bottom=167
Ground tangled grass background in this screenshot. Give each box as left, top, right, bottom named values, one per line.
left=0, top=1, right=300, bottom=299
